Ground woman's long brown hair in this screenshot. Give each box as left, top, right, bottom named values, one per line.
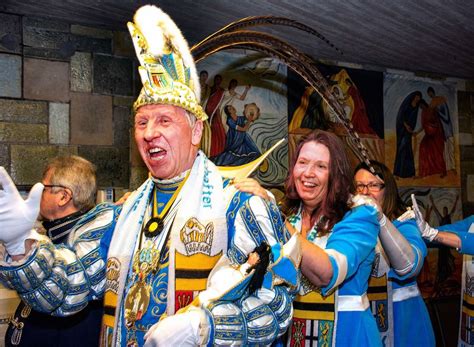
left=283, top=130, right=352, bottom=234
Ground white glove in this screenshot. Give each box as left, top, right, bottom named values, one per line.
left=0, top=167, right=44, bottom=255
left=397, top=209, right=415, bottom=222
left=351, top=194, right=383, bottom=220
left=144, top=309, right=209, bottom=347
left=411, top=194, right=438, bottom=242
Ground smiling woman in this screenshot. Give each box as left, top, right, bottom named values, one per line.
left=277, top=130, right=382, bottom=346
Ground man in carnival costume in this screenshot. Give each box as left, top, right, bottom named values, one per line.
left=0, top=5, right=298, bottom=346
left=4, top=155, right=115, bottom=347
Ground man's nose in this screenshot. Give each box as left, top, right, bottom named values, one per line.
left=144, top=123, right=161, bottom=141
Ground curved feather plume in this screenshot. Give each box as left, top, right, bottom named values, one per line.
left=192, top=16, right=342, bottom=55
left=192, top=29, right=376, bottom=174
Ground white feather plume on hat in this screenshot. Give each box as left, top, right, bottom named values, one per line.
left=133, top=5, right=200, bottom=100
left=129, top=5, right=205, bottom=119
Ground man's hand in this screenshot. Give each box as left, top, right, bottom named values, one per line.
left=144, top=309, right=208, bottom=346
left=411, top=194, right=438, bottom=242
left=0, top=167, right=43, bottom=255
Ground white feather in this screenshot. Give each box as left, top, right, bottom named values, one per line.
left=133, top=5, right=201, bottom=101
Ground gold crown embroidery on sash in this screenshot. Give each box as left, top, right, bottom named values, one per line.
left=180, top=217, right=214, bottom=256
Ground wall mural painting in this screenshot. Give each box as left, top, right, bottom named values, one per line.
left=383, top=74, right=460, bottom=187
left=400, top=187, right=463, bottom=299
left=287, top=64, right=384, bottom=168
left=197, top=50, right=288, bottom=187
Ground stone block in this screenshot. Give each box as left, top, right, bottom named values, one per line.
left=23, top=17, right=72, bottom=60
left=0, top=13, right=21, bottom=54
left=78, top=146, right=129, bottom=187
left=10, top=145, right=77, bottom=185
left=70, top=92, right=113, bottom=145
left=0, top=99, right=48, bottom=123
left=23, top=58, right=70, bottom=102
left=23, top=17, right=69, bottom=33
left=23, top=47, right=71, bottom=61
left=70, top=52, right=92, bottom=92
left=113, top=106, right=132, bottom=146
left=49, top=102, right=70, bottom=144
left=113, top=31, right=135, bottom=57
left=0, top=123, right=47, bottom=143
left=113, top=96, right=134, bottom=107
left=130, top=136, right=145, bottom=167
left=130, top=166, right=148, bottom=190
left=93, top=54, right=133, bottom=96
left=71, top=25, right=113, bottom=39
left=133, top=61, right=142, bottom=97
left=73, top=35, right=112, bottom=54
left=0, top=54, right=21, bottom=98
left=24, top=28, right=70, bottom=50
left=0, top=144, right=9, bottom=169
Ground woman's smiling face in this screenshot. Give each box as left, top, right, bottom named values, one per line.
left=293, top=141, right=330, bottom=212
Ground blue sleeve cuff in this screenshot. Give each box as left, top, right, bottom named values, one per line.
left=457, top=231, right=474, bottom=255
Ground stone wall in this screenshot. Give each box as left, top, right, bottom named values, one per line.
left=0, top=12, right=148, bottom=191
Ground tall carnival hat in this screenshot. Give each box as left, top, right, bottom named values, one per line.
left=127, top=5, right=207, bottom=120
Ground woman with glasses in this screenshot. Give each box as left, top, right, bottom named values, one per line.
left=354, top=160, right=434, bottom=346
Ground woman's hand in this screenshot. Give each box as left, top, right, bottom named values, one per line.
left=233, top=178, right=270, bottom=201
left=115, top=191, right=131, bottom=205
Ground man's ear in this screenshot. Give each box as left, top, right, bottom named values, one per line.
left=58, top=189, right=72, bottom=207
left=191, top=120, right=203, bottom=146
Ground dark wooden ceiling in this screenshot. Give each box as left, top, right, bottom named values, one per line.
left=2, top=0, right=473, bottom=79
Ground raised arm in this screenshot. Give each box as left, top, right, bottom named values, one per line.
left=0, top=167, right=44, bottom=256
left=412, top=194, right=467, bottom=251
left=320, top=203, right=379, bottom=296
left=352, top=195, right=417, bottom=277
left=0, top=202, right=119, bottom=316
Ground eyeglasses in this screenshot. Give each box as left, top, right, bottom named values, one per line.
left=355, top=182, right=385, bottom=193
left=43, top=184, right=68, bottom=190
left=42, top=184, right=73, bottom=197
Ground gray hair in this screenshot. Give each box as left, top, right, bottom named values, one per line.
left=184, top=110, right=197, bottom=127
left=43, top=155, right=97, bottom=211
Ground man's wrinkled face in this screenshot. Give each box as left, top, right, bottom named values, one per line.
left=134, top=104, right=203, bottom=179
left=40, top=170, right=61, bottom=220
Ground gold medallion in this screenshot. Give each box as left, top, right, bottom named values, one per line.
left=124, top=281, right=151, bottom=325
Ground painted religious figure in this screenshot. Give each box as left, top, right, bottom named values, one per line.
left=198, top=51, right=288, bottom=187
left=384, top=74, right=459, bottom=187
